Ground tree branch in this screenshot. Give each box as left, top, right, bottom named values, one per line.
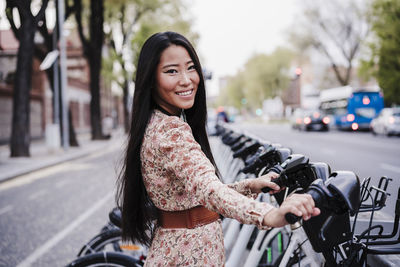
left=313, top=42, right=346, bottom=85
left=5, top=1, right=19, bottom=40
left=37, top=16, right=52, bottom=51
left=73, top=0, right=89, bottom=57
left=34, top=0, right=49, bottom=24
left=65, top=0, right=75, bottom=20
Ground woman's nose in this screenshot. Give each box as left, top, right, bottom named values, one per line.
left=179, top=72, right=191, bottom=85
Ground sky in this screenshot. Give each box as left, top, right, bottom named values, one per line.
left=188, top=0, right=299, bottom=93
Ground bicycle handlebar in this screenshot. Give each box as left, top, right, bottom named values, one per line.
left=284, top=171, right=360, bottom=224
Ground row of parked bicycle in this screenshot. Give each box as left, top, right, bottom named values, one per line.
left=65, top=123, right=400, bottom=266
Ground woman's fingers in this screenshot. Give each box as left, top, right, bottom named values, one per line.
left=250, top=172, right=281, bottom=193
left=283, top=193, right=316, bottom=220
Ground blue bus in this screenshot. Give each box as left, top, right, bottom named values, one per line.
left=319, top=86, right=384, bottom=130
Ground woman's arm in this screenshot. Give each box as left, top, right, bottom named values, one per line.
left=227, top=171, right=280, bottom=198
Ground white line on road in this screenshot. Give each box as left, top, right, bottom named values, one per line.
left=380, top=163, right=400, bottom=174
left=0, top=205, right=13, bottom=216
left=16, top=192, right=114, bottom=267
left=28, top=190, right=47, bottom=200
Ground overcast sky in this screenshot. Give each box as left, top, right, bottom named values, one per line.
left=189, top=0, right=298, bottom=75
left=188, top=0, right=299, bottom=93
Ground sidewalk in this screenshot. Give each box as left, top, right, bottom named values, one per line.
left=0, top=129, right=126, bottom=183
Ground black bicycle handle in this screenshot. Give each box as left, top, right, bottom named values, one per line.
left=261, top=178, right=283, bottom=193
left=285, top=213, right=301, bottom=224
left=261, top=166, right=285, bottom=193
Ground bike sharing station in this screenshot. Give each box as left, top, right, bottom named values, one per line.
left=65, top=122, right=400, bottom=266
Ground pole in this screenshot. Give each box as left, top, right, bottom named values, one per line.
left=52, top=21, right=59, bottom=124
left=57, top=0, right=69, bottom=149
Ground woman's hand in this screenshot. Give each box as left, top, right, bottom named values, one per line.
left=248, top=171, right=280, bottom=194
left=262, top=193, right=321, bottom=228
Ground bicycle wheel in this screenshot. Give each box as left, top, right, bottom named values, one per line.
left=78, top=229, right=123, bottom=256
left=77, top=228, right=146, bottom=262
left=66, top=251, right=141, bottom=267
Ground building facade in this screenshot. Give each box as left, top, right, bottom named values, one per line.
left=0, top=29, right=123, bottom=144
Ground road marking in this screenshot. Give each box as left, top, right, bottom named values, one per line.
left=0, top=205, right=13, bottom=216
left=380, top=163, right=400, bottom=174
left=28, top=190, right=47, bottom=200
left=16, top=192, right=114, bottom=267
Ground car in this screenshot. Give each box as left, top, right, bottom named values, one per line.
left=291, top=108, right=330, bottom=131
left=370, top=107, right=400, bottom=136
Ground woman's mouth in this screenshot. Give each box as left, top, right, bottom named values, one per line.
left=176, top=89, right=193, bottom=96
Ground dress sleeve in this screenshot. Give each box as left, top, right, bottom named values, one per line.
left=227, top=179, right=258, bottom=199
left=158, top=117, right=273, bottom=229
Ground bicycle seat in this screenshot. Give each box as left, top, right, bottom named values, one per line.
left=326, top=171, right=360, bottom=216
left=109, top=207, right=122, bottom=228
left=231, top=136, right=251, bottom=152
left=232, top=140, right=260, bottom=160
left=310, top=162, right=331, bottom=182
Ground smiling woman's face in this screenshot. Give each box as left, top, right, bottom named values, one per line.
left=154, top=45, right=200, bottom=115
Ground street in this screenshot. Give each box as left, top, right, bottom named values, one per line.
left=0, top=141, right=124, bottom=267
left=0, top=123, right=399, bottom=267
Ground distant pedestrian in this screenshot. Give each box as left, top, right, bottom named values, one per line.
left=216, top=106, right=229, bottom=123
left=116, top=31, right=320, bottom=266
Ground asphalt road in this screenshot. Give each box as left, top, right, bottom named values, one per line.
left=0, top=142, right=124, bottom=267
left=233, top=121, right=400, bottom=219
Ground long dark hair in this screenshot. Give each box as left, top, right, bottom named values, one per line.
left=116, top=31, right=219, bottom=246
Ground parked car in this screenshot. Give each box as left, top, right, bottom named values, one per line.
left=370, top=107, right=400, bottom=136
left=291, top=109, right=330, bottom=131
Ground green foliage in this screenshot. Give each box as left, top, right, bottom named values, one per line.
left=218, top=72, right=245, bottom=109
left=360, top=0, right=400, bottom=106
left=102, top=0, right=197, bottom=84
left=129, top=0, right=198, bottom=79
left=218, top=48, right=294, bottom=110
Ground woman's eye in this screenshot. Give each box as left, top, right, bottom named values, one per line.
left=188, top=65, right=196, bottom=71
left=164, top=69, right=177, bottom=74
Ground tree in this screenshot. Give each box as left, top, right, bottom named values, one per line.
left=289, top=0, right=369, bottom=86
left=6, top=0, right=49, bottom=157
left=243, top=48, right=293, bottom=108
left=359, top=0, right=400, bottom=106
left=74, top=0, right=107, bottom=140
left=218, top=48, right=293, bottom=110
left=103, top=0, right=164, bottom=133
left=218, top=72, right=245, bottom=109
left=33, top=0, right=79, bottom=146
left=102, top=0, right=197, bottom=132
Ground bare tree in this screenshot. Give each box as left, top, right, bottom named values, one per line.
left=34, top=0, right=79, bottom=146
left=6, top=0, right=49, bottom=157
left=289, top=0, right=370, bottom=86
left=73, top=0, right=107, bottom=140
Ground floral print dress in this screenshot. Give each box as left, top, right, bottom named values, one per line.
left=141, top=110, right=274, bottom=266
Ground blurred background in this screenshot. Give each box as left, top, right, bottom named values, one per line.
left=0, top=0, right=399, bottom=266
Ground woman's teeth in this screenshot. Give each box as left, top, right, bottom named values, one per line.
left=176, top=90, right=192, bottom=96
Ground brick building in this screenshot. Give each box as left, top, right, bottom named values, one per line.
left=0, top=29, right=123, bottom=144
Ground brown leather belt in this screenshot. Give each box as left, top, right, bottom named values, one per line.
left=159, top=206, right=220, bottom=229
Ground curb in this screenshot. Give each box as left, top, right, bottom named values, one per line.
left=0, top=132, right=126, bottom=184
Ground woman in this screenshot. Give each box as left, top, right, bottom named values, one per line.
left=117, top=31, right=320, bottom=266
